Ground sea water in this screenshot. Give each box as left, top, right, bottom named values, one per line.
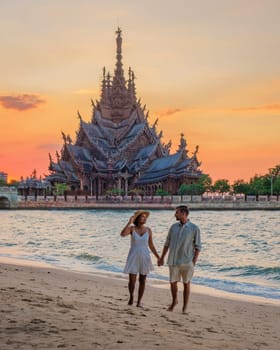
left=0, top=209, right=279, bottom=301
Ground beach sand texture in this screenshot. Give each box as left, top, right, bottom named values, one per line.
left=1, top=263, right=279, bottom=350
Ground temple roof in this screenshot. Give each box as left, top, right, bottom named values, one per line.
left=92, top=158, right=127, bottom=173
left=145, top=152, right=182, bottom=172
left=80, top=118, right=146, bottom=152
left=47, top=28, right=202, bottom=191
left=136, top=151, right=201, bottom=185
left=50, top=161, right=62, bottom=173
left=134, top=143, right=157, bottom=161
left=46, top=173, right=68, bottom=182
left=66, top=144, right=92, bottom=162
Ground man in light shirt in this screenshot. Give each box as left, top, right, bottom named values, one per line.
left=158, top=205, right=201, bottom=314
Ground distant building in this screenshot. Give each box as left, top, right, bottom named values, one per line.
left=0, top=171, right=8, bottom=184
left=47, top=28, right=202, bottom=195
left=18, top=169, right=50, bottom=198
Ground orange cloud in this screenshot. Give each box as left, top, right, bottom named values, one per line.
left=0, top=94, right=45, bottom=111
left=232, top=104, right=280, bottom=112
left=155, top=108, right=182, bottom=118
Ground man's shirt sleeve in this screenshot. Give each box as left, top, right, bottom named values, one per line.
left=164, top=227, right=172, bottom=247
left=194, top=226, right=202, bottom=251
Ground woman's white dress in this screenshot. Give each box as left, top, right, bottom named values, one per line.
left=124, top=231, right=154, bottom=275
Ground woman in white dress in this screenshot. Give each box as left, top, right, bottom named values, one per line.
left=121, top=210, right=160, bottom=307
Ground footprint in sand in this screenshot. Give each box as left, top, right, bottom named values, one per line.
left=30, top=318, right=46, bottom=324
left=206, top=326, right=218, bottom=333
left=160, top=314, right=183, bottom=327
left=21, top=298, right=32, bottom=302
left=57, top=301, right=76, bottom=309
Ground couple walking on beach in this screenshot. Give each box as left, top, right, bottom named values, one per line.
left=120, top=205, right=201, bottom=314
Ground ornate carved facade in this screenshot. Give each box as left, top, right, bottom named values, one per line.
left=47, top=28, right=202, bottom=195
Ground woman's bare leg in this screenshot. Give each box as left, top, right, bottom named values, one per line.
left=128, top=274, right=137, bottom=305
left=137, top=274, right=146, bottom=307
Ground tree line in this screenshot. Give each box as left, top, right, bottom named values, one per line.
left=177, top=164, right=280, bottom=198
left=2, top=164, right=280, bottom=198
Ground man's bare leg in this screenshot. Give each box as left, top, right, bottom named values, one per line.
left=167, top=282, right=178, bottom=311
left=136, top=274, right=146, bottom=307
left=182, top=281, right=190, bottom=314
left=128, top=274, right=137, bottom=305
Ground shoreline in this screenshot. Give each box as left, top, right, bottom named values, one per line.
left=1, top=256, right=279, bottom=306
left=1, top=261, right=279, bottom=349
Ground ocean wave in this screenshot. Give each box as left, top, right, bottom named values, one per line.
left=4, top=242, right=17, bottom=247
left=76, top=253, right=102, bottom=262
left=193, top=276, right=280, bottom=300
left=218, top=265, right=280, bottom=280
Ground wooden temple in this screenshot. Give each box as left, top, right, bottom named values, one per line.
left=47, top=28, right=202, bottom=196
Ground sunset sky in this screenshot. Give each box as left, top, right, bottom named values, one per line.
left=1, top=0, right=279, bottom=183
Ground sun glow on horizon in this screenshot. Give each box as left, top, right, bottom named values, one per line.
left=1, top=1, right=279, bottom=184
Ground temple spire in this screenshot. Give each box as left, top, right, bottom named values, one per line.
left=98, top=29, right=138, bottom=122
left=127, top=67, right=137, bottom=104
left=115, top=27, right=123, bottom=72
left=177, top=133, right=188, bottom=156
left=113, top=27, right=125, bottom=83
left=100, top=67, right=109, bottom=104
left=110, top=27, right=127, bottom=116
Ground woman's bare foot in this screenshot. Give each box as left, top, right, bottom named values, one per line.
left=128, top=296, right=134, bottom=305
left=136, top=302, right=143, bottom=308
left=167, top=300, right=178, bottom=311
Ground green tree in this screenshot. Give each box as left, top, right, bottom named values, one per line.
left=262, top=176, right=273, bottom=195
left=268, top=164, right=280, bottom=177
left=106, top=188, right=124, bottom=196
left=212, top=179, right=230, bottom=194
left=232, top=179, right=251, bottom=200
left=198, top=174, right=212, bottom=193
left=0, top=179, right=6, bottom=186
left=248, top=176, right=266, bottom=198
left=155, top=189, right=169, bottom=196
left=54, top=183, right=69, bottom=195
left=273, top=177, right=280, bottom=195
left=266, top=164, right=280, bottom=196
left=178, top=183, right=204, bottom=195
left=232, top=179, right=250, bottom=194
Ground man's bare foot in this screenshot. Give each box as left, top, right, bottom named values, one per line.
left=136, top=302, right=143, bottom=308
left=182, top=307, right=188, bottom=314
left=167, top=300, right=178, bottom=311
left=128, top=296, right=133, bottom=305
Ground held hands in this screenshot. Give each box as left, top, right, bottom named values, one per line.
left=157, top=257, right=164, bottom=266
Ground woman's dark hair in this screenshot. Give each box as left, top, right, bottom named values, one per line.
left=133, top=215, right=141, bottom=227
left=176, top=205, right=189, bottom=215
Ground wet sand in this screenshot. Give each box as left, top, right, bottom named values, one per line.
left=0, top=262, right=279, bottom=349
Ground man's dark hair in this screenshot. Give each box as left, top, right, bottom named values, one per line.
left=176, top=205, right=189, bottom=215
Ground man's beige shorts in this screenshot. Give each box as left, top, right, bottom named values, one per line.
left=169, top=262, right=194, bottom=283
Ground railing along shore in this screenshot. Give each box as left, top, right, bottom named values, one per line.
left=16, top=194, right=280, bottom=210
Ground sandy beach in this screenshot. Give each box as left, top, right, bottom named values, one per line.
left=0, top=262, right=279, bottom=350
